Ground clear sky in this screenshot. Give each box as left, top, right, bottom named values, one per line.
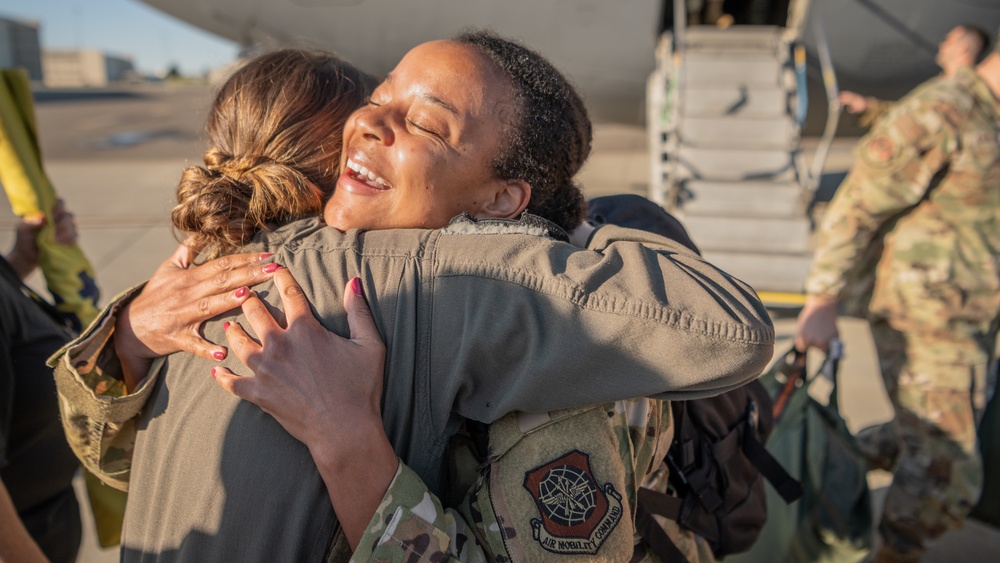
left=2, top=0, right=238, bottom=77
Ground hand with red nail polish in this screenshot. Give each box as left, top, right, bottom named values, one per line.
left=211, top=273, right=393, bottom=546
left=113, top=242, right=282, bottom=391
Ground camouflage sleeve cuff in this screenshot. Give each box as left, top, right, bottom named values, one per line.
left=803, top=275, right=843, bottom=300
left=49, top=283, right=164, bottom=491
left=859, top=96, right=892, bottom=128
left=49, top=283, right=161, bottom=423
left=352, top=462, right=454, bottom=562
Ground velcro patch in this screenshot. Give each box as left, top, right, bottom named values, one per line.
left=861, top=135, right=897, bottom=168
left=522, top=450, right=623, bottom=555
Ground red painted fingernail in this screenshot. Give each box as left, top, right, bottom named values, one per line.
left=258, top=253, right=273, bottom=261
left=211, top=368, right=217, bottom=378
left=263, top=263, right=280, bottom=273
left=351, top=277, right=363, bottom=297
left=223, top=321, right=231, bottom=330
left=213, top=351, right=226, bottom=361
left=234, top=287, right=247, bottom=298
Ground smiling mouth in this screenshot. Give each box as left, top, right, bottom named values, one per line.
left=346, top=158, right=390, bottom=190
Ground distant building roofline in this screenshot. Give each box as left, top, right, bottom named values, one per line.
left=0, top=13, right=41, bottom=29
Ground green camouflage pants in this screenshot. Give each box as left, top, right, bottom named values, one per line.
left=864, top=319, right=995, bottom=558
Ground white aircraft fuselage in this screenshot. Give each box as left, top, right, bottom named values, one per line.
left=139, top=0, right=1000, bottom=123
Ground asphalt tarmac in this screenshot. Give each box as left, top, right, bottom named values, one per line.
left=2, top=83, right=996, bottom=561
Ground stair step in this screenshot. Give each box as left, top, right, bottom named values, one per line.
left=682, top=180, right=803, bottom=218
left=681, top=116, right=797, bottom=150
left=701, top=251, right=813, bottom=294
left=683, top=86, right=787, bottom=118
left=683, top=26, right=783, bottom=53
left=685, top=53, right=784, bottom=87
left=672, top=147, right=796, bottom=182
left=683, top=216, right=812, bottom=254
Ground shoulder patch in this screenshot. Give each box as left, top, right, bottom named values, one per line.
left=522, top=450, right=623, bottom=555
left=861, top=135, right=897, bottom=168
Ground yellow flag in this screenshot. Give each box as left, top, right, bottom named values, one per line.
left=0, top=68, right=99, bottom=331
left=0, top=68, right=124, bottom=547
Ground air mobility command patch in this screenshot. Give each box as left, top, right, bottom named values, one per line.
left=522, top=450, right=624, bottom=555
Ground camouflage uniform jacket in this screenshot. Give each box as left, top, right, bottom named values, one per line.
left=806, top=67, right=1000, bottom=333
left=353, top=398, right=714, bottom=563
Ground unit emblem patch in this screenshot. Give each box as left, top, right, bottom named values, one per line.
left=862, top=135, right=897, bottom=167
left=522, top=450, right=623, bottom=554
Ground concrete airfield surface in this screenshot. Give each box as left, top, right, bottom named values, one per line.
left=1, top=84, right=996, bottom=561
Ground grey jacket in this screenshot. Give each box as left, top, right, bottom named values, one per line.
left=51, top=215, right=773, bottom=561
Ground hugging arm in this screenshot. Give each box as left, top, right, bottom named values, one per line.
left=113, top=244, right=280, bottom=390
left=213, top=272, right=672, bottom=562
left=51, top=222, right=774, bottom=490
left=426, top=223, right=775, bottom=420
left=210, top=222, right=776, bottom=554
left=47, top=245, right=279, bottom=489
left=214, top=270, right=666, bottom=560
left=212, top=272, right=397, bottom=548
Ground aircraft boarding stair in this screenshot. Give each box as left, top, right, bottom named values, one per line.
left=648, top=25, right=815, bottom=297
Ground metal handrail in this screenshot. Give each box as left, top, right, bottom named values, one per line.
left=808, top=19, right=841, bottom=193
left=665, top=0, right=687, bottom=211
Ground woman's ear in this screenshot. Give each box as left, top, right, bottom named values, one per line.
left=475, top=179, right=531, bottom=219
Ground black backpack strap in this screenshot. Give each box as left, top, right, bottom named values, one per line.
left=743, top=433, right=804, bottom=503
left=636, top=488, right=690, bottom=563
left=670, top=403, right=725, bottom=514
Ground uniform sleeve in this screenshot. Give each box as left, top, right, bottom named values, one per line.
left=46, top=284, right=162, bottom=491
left=858, top=96, right=895, bottom=128
left=805, top=87, right=960, bottom=299
left=350, top=462, right=493, bottom=562
left=428, top=224, right=775, bottom=423
left=353, top=404, right=666, bottom=562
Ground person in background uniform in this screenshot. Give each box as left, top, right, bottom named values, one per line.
left=795, top=30, right=1000, bottom=563
left=0, top=201, right=81, bottom=563
left=840, top=25, right=990, bottom=128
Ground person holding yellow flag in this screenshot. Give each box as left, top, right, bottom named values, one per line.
left=1, top=67, right=124, bottom=549
left=1, top=205, right=82, bottom=563
left=0, top=68, right=99, bottom=332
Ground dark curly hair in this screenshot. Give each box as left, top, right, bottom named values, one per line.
left=172, top=49, right=375, bottom=259
left=454, top=31, right=591, bottom=231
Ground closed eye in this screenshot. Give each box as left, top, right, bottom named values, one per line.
left=407, top=119, right=441, bottom=138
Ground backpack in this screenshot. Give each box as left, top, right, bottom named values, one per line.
left=588, top=195, right=803, bottom=561
left=635, top=379, right=804, bottom=560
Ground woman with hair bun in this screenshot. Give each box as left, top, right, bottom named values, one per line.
left=172, top=48, right=372, bottom=260
left=52, top=34, right=771, bottom=561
